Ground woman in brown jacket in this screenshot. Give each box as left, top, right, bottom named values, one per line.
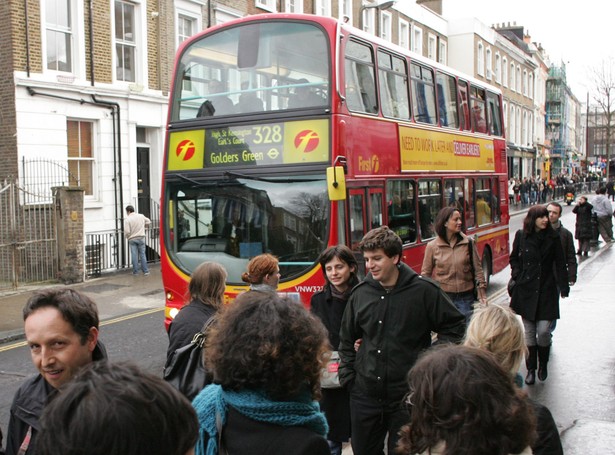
left=421, top=207, right=487, bottom=324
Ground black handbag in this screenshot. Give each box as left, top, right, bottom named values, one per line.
left=163, top=317, right=216, bottom=401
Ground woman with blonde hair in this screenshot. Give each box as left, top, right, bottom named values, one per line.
left=465, top=305, right=563, bottom=455
left=241, top=253, right=280, bottom=292
left=166, top=261, right=227, bottom=358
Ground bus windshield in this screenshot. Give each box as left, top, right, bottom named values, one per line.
left=166, top=174, right=329, bottom=282
left=171, top=21, right=331, bottom=121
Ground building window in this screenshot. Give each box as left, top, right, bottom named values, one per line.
left=45, top=0, right=72, bottom=72
left=502, top=57, right=508, bottom=87
left=114, top=0, right=137, bottom=82
left=362, top=8, right=375, bottom=34
left=427, top=34, right=436, bottom=60
left=494, top=53, right=501, bottom=83
left=412, top=25, right=423, bottom=55
left=485, top=47, right=492, bottom=80
left=177, top=14, right=196, bottom=46
left=510, top=62, right=515, bottom=91
left=314, top=0, right=331, bottom=17
left=509, top=104, right=515, bottom=143
left=516, top=65, right=521, bottom=93
left=256, top=0, right=277, bottom=13
left=477, top=42, right=484, bottom=76
left=523, top=69, right=528, bottom=96
left=399, top=19, right=409, bottom=49
left=516, top=106, right=521, bottom=143
left=438, top=40, right=447, bottom=65
left=337, top=0, right=350, bottom=23
left=380, top=11, right=392, bottom=41
left=67, top=120, right=94, bottom=196
left=529, top=73, right=534, bottom=99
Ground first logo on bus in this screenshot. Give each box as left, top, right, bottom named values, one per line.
left=176, top=139, right=196, bottom=161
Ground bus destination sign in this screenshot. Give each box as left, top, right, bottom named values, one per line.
left=167, top=119, right=329, bottom=171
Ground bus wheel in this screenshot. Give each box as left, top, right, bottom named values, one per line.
left=481, top=250, right=492, bottom=287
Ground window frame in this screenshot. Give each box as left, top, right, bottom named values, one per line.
left=67, top=119, right=96, bottom=198
left=256, top=0, right=277, bottom=13
left=114, top=0, right=143, bottom=84
left=476, top=41, right=484, bottom=76
left=398, top=19, right=409, bottom=49
left=411, top=25, right=423, bottom=55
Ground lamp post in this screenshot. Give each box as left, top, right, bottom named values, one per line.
left=359, top=0, right=397, bottom=36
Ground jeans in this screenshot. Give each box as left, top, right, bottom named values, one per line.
left=349, top=390, right=409, bottom=455
left=447, top=291, right=475, bottom=326
left=129, top=237, right=149, bottom=274
left=522, top=318, right=552, bottom=347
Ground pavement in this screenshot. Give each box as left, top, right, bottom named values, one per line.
left=2, top=200, right=614, bottom=453
left=0, top=264, right=165, bottom=344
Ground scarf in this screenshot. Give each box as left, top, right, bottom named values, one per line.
left=192, top=384, right=329, bottom=455
left=249, top=284, right=277, bottom=293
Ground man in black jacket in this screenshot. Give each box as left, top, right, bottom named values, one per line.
left=5, top=289, right=107, bottom=455
left=338, top=226, right=465, bottom=455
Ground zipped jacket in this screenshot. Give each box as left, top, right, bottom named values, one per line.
left=6, top=342, right=108, bottom=455
left=338, top=263, right=465, bottom=402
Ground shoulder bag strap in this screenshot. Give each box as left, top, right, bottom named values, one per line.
left=467, top=238, right=475, bottom=282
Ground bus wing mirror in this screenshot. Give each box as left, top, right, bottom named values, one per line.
left=326, top=166, right=346, bottom=201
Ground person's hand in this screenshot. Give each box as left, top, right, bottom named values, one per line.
left=479, top=297, right=488, bottom=306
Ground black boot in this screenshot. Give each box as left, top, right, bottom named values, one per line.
left=538, top=345, right=551, bottom=381
left=525, top=345, right=538, bottom=385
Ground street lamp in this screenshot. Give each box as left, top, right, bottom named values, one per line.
left=359, top=0, right=397, bottom=36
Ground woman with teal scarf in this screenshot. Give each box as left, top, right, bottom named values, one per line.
left=192, top=292, right=330, bottom=455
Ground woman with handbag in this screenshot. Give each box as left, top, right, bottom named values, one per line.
left=166, top=262, right=227, bottom=373
left=192, top=292, right=330, bottom=455
left=572, top=196, right=594, bottom=256
left=421, top=207, right=488, bottom=325
left=310, top=245, right=359, bottom=455
left=509, top=206, right=570, bottom=385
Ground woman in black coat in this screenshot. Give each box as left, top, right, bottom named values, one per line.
left=310, top=245, right=359, bottom=455
left=572, top=196, right=594, bottom=256
left=509, top=206, right=569, bottom=386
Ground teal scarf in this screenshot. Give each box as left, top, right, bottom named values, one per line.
left=192, top=384, right=329, bottom=455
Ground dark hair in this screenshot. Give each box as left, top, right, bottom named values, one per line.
left=317, top=245, right=359, bottom=288
left=241, top=253, right=279, bottom=285
left=434, top=207, right=461, bottom=240
left=188, top=262, right=227, bottom=309
left=522, top=205, right=549, bottom=234
left=359, top=226, right=402, bottom=258
left=397, top=345, right=536, bottom=455
left=205, top=292, right=328, bottom=401
left=125, top=205, right=135, bottom=213
left=547, top=202, right=562, bottom=215
left=23, top=289, right=99, bottom=344
left=597, top=186, right=606, bottom=195
left=37, top=361, right=198, bottom=455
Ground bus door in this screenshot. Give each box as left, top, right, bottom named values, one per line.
left=348, top=185, right=385, bottom=276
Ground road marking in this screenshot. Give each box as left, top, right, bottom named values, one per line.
left=100, top=307, right=164, bottom=326
left=0, top=307, right=164, bottom=352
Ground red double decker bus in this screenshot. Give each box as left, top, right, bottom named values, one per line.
left=161, top=13, right=509, bottom=326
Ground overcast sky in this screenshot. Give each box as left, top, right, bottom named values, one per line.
left=440, top=0, right=613, bottom=102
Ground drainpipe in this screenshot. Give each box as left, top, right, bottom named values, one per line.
left=24, top=0, right=31, bottom=77
left=88, top=0, right=95, bottom=86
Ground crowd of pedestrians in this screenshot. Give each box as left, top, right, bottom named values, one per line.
left=5, top=180, right=613, bottom=454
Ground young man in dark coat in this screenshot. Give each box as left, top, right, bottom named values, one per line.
left=6, top=289, right=107, bottom=455
left=547, top=202, right=577, bottom=286
left=338, top=226, right=465, bottom=455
